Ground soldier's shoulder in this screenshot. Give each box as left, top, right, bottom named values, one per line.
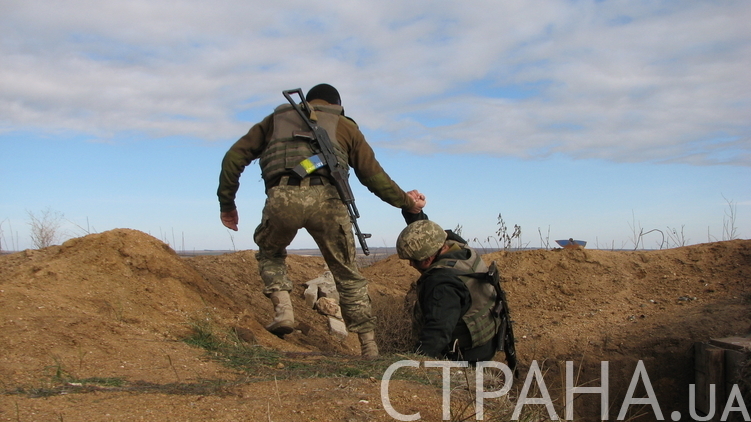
left=340, top=115, right=359, bottom=128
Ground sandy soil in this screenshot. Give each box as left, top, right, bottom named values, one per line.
left=0, top=228, right=749, bottom=421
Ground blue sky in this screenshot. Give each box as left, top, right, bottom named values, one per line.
left=1, top=0, right=749, bottom=252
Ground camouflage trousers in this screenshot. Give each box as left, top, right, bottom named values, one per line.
left=253, top=181, right=375, bottom=333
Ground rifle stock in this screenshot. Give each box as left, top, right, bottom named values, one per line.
left=282, top=89, right=371, bottom=255
left=488, top=261, right=518, bottom=376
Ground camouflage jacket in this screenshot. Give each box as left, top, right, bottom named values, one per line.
left=217, top=99, right=415, bottom=212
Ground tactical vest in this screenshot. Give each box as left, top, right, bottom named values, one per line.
left=259, top=103, right=350, bottom=183
left=416, top=241, right=500, bottom=350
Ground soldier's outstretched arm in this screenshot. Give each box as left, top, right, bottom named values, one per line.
left=402, top=209, right=428, bottom=226
left=401, top=190, right=428, bottom=225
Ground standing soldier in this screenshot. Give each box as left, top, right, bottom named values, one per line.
left=217, top=83, right=425, bottom=358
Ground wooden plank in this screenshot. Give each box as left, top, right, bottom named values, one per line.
left=709, top=336, right=751, bottom=351
left=694, top=342, right=726, bottom=417
left=724, top=349, right=747, bottom=400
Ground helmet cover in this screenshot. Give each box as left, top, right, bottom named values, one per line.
left=396, top=220, right=447, bottom=261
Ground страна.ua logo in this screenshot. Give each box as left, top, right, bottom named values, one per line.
left=380, top=360, right=749, bottom=421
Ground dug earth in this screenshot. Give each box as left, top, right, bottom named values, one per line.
left=1, top=229, right=749, bottom=421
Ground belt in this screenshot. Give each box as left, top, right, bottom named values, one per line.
left=266, top=175, right=329, bottom=189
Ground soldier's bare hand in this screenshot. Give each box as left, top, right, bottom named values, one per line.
left=221, top=210, right=239, bottom=231
left=406, top=190, right=427, bottom=213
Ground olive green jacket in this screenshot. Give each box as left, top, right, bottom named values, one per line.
left=218, top=99, right=415, bottom=212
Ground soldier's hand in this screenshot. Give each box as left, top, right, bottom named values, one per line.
left=406, top=190, right=427, bottom=213
left=221, top=210, right=239, bottom=231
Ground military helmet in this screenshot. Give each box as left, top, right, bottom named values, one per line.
left=396, top=220, right=447, bottom=261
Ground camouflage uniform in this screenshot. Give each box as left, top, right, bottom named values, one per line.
left=218, top=99, right=416, bottom=334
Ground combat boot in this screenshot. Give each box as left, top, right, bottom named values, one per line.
left=358, top=331, right=379, bottom=358
left=265, top=291, right=295, bottom=336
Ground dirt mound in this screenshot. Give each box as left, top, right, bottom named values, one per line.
left=1, top=229, right=749, bottom=421
left=0, top=229, right=238, bottom=386
left=366, top=242, right=751, bottom=418
left=483, top=243, right=751, bottom=415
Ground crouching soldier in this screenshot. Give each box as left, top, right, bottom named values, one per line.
left=396, top=217, right=517, bottom=368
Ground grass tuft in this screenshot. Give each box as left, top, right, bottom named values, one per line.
left=181, top=312, right=440, bottom=385
left=372, top=292, right=416, bottom=355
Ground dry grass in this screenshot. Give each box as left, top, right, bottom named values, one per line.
left=27, top=207, right=64, bottom=249
left=372, top=293, right=416, bottom=355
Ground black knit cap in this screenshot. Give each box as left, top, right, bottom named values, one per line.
left=305, top=83, right=341, bottom=105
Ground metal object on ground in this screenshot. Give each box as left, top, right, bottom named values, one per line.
left=555, top=238, right=587, bottom=249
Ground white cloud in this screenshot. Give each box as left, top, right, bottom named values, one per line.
left=1, top=0, right=749, bottom=165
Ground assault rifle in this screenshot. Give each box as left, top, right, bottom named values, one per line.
left=282, top=88, right=371, bottom=255
left=488, top=261, right=518, bottom=376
